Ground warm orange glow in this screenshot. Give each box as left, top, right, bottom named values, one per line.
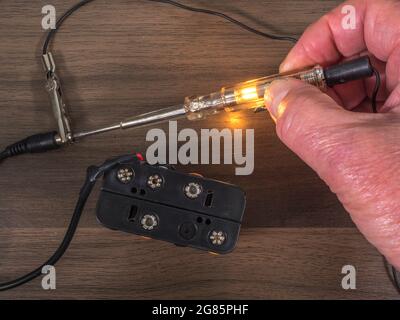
left=189, top=173, right=203, bottom=178
left=277, top=101, right=288, bottom=119
left=264, top=88, right=272, bottom=107
left=241, top=87, right=258, bottom=100
left=229, top=115, right=242, bottom=126
left=235, top=86, right=259, bottom=103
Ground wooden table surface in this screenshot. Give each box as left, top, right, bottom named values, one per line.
left=0, top=0, right=398, bottom=299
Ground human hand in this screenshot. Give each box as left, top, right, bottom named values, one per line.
left=264, top=0, right=400, bottom=269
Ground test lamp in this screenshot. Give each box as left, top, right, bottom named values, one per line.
left=45, top=52, right=375, bottom=144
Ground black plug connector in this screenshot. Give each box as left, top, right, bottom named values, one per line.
left=324, top=56, right=374, bottom=87
left=0, top=132, right=61, bottom=161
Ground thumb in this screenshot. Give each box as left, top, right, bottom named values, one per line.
left=264, top=79, right=400, bottom=270
left=264, top=78, right=360, bottom=182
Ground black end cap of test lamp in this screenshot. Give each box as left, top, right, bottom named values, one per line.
left=324, top=56, right=374, bottom=87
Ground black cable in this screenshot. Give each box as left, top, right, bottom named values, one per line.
left=0, top=132, right=61, bottom=160
left=0, top=172, right=96, bottom=291
left=148, top=0, right=298, bottom=43
left=0, top=153, right=136, bottom=291
left=43, top=0, right=95, bottom=54
left=371, top=68, right=381, bottom=113
left=43, top=0, right=297, bottom=54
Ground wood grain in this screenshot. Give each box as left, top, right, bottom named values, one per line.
left=1, top=0, right=396, bottom=299
left=0, top=0, right=348, bottom=228
left=0, top=228, right=398, bottom=299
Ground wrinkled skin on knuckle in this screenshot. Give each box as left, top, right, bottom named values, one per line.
left=328, top=117, right=400, bottom=211
left=275, top=87, right=323, bottom=146
left=277, top=90, right=400, bottom=266
left=275, top=87, right=348, bottom=171
left=324, top=123, right=400, bottom=266
left=329, top=116, right=400, bottom=264
left=319, top=119, right=399, bottom=265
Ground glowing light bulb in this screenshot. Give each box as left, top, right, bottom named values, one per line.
left=240, top=87, right=258, bottom=100
left=235, top=86, right=259, bottom=103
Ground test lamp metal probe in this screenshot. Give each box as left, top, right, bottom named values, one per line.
left=0, top=54, right=376, bottom=161
left=48, top=54, right=375, bottom=145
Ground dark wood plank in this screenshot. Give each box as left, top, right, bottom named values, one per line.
left=0, top=228, right=398, bottom=299
left=2, top=0, right=393, bottom=300
left=0, top=0, right=348, bottom=229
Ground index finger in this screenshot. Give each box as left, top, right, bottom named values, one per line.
left=280, top=0, right=400, bottom=92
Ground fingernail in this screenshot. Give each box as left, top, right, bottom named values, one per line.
left=264, top=80, right=291, bottom=120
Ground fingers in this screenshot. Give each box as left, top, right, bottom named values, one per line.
left=264, top=79, right=356, bottom=178
left=281, top=0, right=400, bottom=68
left=264, top=79, right=400, bottom=269
left=383, top=83, right=400, bottom=112
left=280, top=0, right=400, bottom=95
left=352, top=98, right=385, bottom=113
left=332, top=79, right=366, bottom=110
left=386, top=44, right=400, bottom=91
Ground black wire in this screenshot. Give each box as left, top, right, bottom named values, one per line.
left=43, top=0, right=297, bottom=54
left=0, top=169, right=95, bottom=291
left=148, top=0, right=298, bottom=43
left=371, top=68, right=381, bottom=113
left=43, top=0, right=96, bottom=54
left=0, top=154, right=134, bottom=291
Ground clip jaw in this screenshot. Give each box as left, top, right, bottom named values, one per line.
left=42, top=52, right=73, bottom=145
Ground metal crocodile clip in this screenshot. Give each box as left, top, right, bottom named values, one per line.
left=42, top=52, right=73, bottom=145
